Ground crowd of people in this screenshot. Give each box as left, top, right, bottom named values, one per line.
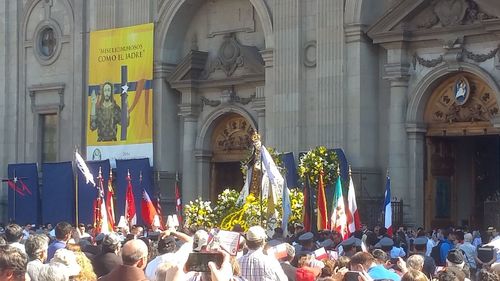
left=0, top=221, right=499, bottom=281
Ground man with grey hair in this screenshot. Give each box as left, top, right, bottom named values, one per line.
left=25, top=234, right=49, bottom=281
left=278, top=243, right=297, bottom=281
left=0, top=245, right=28, bottom=281
left=99, top=239, right=149, bottom=281
left=459, top=233, right=477, bottom=274
left=238, top=226, right=287, bottom=281
left=36, top=264, right=68, bottom=281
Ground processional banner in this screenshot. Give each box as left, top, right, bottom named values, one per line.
left=86, top=23, right=154, bottom=166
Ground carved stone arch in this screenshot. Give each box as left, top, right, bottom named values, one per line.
left=156, top=0, right=274, bottom=63
left=406, top=62, right=500, bottom=127
left=195, top=105, right=258, bottom=153
left=344, top=0, right=386, bottom=25
left=22, top=0, right=75, bottom=39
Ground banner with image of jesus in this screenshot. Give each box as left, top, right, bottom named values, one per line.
left=87, top=23, right=153, bottom=166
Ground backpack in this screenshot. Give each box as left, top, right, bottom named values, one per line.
left=430, top=241, right=444, bottom=265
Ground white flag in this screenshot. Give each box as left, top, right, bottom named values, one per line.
left=75, top=151, right=96, bottom=186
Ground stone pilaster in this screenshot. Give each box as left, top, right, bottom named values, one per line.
left=269, top=0, right=301, bottom=152
left=194, top=149, right=212, bottom=199
left=316, top=0, right=344, bottom=148
left=95, top=0, right=115, bottom=29
left=252, top=86, right=266, bottom=138
left=153, top=62, right=179, bottom=172
left=178, top=101, right=200, bottom=204
left=344, top=23, right=379, bottom=168
left=384, top=44, right=410, bottom=221
left=407, top=123, right=426, bottom=226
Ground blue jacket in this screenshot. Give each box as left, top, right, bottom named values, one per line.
left=439, top=239, right=453, bottom=265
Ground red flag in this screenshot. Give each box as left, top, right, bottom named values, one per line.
left=94, top=168, right=111, bottom=234
left=346, top=168, right=361, bottom=235
left=105, top=171, right=115, bottom=230
left=155, top=193, right=165, bottom=230
left=316, top=171, right=328, bottom=230
left=302, top=176, right=313, bottom=232
left=141, top=189, right=160, bottom=227
left=175, top=176, right=183, bottom=225
left=125, top=171, right=137, bottom=226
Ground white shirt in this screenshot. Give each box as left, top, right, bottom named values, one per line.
left=238, top=248, right=288, bottom=281
left=145, top=241, right=192, bottom=281
left=425, top=238, right=436, bottom=256
left=10, top=242, right=26, bottom=254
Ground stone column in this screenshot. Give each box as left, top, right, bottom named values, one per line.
left=407, top=124, right=426, bottom=226
left=195, top=150, right=212, bottom=199
left=179, top=98, right=200, bottom=204
left=384, top=44, right=410, bottom=218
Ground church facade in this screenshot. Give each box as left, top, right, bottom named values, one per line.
left=1, top=0, right=500, bottom=229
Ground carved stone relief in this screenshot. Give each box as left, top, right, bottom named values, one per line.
left=410, top=0, right=497, bottom=30
left=202, top=34, right=264, bottom=79
left=424, top=73, right=498, bottom=125
left=212, top=114, right=255, bottom=154
left=200, top=86, right=255, bottom=111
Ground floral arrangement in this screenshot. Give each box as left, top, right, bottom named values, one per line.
left=213, top=189, right=241, bottom=223
left=184, top=187, right=305, bottom=231
left=287, top=188, right=304, bottom=224
left=298, top=146, right=339, bottom=186
left=184, top=198, right=215, bottom=228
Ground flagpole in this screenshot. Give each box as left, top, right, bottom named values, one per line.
left=74, top=147, right=79, bottom=226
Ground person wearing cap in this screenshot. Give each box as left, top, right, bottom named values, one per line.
left=350, top=252, right=401, bottom=281
left=25, top=234, right=49, bottom=281
left=99, top=239, right=149, bottom=281
left=92, top=233, right=122, bottom=277
left=295, top=232, right=316, bottom=257
left=340, top=237, right=357, bottom=257
left=446, top=249, right=471, bottom=280
left=413, top=236, right=436, bottom=278
left=278, top=243, right=297, bottom=281
left=145, top=229, right=193, bottom=281
left=238, top=225, right=288, bottom=281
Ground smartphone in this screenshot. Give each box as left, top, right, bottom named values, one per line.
left=185, top=252, right=224, bottom=272
left=344, top=271, right=360, bottom=281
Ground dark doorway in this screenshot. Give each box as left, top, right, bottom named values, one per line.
left=425, top=135, right=500, bottom=229
left=212, top=162, right=244, bottom=201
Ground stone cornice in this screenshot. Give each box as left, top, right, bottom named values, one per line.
left=167, top=50, right=208, bottom=84
left=344, top=23, right=370, bottom=44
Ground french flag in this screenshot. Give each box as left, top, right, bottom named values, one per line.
left=384, top=173, right=392, bottom=237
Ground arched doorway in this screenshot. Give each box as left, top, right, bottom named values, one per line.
left=424, top=72, right=500, bottom=229
left=210, top=113, right=255, bottom=201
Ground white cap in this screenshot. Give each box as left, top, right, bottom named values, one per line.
left=247, top=226, right=267, bottom=242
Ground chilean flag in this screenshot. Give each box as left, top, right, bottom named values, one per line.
left=384, top=174, right=392, bottom=237
left=346, top=169, right=361, bottom=235
left=175, top=174, right=183, bottom=225
left=141, top=189, right=160, bottom=228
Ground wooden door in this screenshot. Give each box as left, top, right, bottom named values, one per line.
left=425, top=137, right=456, bottom=229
